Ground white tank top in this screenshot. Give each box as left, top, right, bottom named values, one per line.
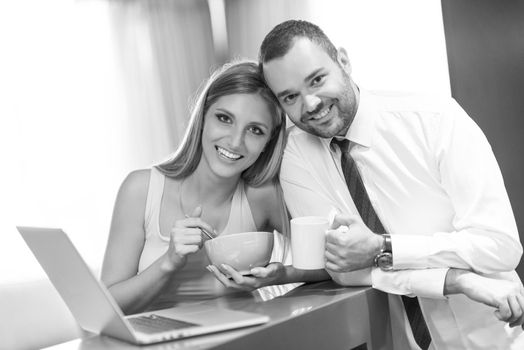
left=138, top=168, right=295, bottom=309
left=137, top=168, right=258, bottom=309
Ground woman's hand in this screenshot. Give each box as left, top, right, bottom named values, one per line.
left=207, top=263, right=286, bottom=291
left=162, top=206, right=215, bottom=271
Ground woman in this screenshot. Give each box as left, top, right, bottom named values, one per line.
left=101, top=60, right=328, bottom=314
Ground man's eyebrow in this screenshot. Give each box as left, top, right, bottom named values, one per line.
left=276, top=89, right=293, bottom=99
left=304, top=68, right=323, bottom=83
left=275, top=68, right=324, bottom=99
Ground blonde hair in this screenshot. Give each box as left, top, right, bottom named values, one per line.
left=156, top=60, right=286, bottom=187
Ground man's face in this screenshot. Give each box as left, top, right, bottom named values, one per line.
left=263, top=38, right=358, bottom=138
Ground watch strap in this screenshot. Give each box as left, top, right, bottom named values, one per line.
left=383, top=234, right=392, bottom=253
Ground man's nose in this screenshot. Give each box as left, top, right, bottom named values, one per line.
left=304, top=94, right=321, bottom=113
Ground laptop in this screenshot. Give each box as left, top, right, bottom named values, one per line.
left=17, top=226, right=270, bottom=345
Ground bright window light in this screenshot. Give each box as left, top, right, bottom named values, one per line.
left=0, top=0, right=131, bottom=283
left=310, top=0, right=450, bottom=94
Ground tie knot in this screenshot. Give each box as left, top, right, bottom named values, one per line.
left=331, top=138, right=350, bottom=153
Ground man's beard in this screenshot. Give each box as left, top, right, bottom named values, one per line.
left=298, top=75, right=355, bottom=138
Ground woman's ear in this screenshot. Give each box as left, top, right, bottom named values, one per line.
left=337, top=47, right=352, bottom=75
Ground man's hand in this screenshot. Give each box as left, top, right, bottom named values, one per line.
left=325, top=214, right=383, bottom=272
left=207, top=263, right=286, bottom=291
left=445, top=269, right=524, bottom=328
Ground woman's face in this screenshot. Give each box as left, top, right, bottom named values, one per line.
left=200, top=93, right=274, bottom=180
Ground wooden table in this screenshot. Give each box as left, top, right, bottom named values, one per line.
left=47, top=281, right=392, bottom=350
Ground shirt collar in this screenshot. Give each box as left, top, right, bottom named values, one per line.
left=320, top=89, right=379, bottom=150
left=343, top=89, right=378, bottom=148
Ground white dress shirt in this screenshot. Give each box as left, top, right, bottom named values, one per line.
left=280, top=89, right=523, bottom=349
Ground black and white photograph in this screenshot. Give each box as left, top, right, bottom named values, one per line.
left=2, top=1, right=524, bottom=349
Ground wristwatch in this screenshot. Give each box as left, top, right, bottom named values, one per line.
left=374, top=234, right=393, bottom=271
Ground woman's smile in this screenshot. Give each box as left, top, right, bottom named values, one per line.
left=215, top=146, right=243, bottom=161
left=200, top=93, right=273, bottom=179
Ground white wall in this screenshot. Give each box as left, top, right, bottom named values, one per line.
left=0, top=0, right=141, bottom=283
left=309, top=0, right=450, bottom=93
left=226, top=0, right=450, bottom=94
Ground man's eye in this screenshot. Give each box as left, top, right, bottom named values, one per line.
left=216, top=113, right=232, bottom=123
left=311, top=75, right=325, bottom=86
left=283, top=94, right=297, bottom=104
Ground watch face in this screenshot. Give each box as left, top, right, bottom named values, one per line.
left=377, top=252, right=393, bottom=271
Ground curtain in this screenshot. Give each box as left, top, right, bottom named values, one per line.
left=1, top=0, right=217, bottom=283
left=108, top=0, right=216, bottom=158
left=225, top=0, right=312, bottom=59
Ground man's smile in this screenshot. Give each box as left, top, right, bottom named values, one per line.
left=304, top=102, right=335, bottom=124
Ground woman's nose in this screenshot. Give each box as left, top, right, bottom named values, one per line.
left=228, top=128, right=244, bottom=149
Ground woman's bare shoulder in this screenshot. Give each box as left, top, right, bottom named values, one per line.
left=118, top=169, right=151, bottom=200
left=125, top=168, right=151, bottom=183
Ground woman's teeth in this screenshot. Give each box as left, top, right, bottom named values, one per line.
left=216, top=146, right=242, bottom=160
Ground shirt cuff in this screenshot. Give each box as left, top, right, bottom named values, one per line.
left=371, top=267, right=448, bottom=299
left=391, top=234, right=431, bottom=269
left=408, top=268, right=448, bottom=299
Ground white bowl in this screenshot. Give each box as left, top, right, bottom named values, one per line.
left=204, top=231, right=274, bottom=275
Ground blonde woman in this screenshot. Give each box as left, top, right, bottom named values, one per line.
left=101, top=61, right=328, bottom=314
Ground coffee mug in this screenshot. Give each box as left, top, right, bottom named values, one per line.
left=290, top=216, right=329, bottom=269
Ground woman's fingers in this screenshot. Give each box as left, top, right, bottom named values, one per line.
left=176, top=206, right=216, bottom=236
left=176, top=217, right=216, bottom=236
left=189, top=206, right=202, bottom=218
left=250, top=263, right=280, bottom=278
left=207, top=264, right=257, bottom=291
left=169, top=227, right=203, bottom=256
left=206, top=265, right=234, bottom=288
left=219, top=264, right=246, bottom=284
left=172, top=228, right=203, bottom=246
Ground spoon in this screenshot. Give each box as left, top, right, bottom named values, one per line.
left=200, top=227, right=216, bottom=240
left=184, top=214, right=216, bottom=240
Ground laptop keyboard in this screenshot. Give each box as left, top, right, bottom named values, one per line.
left=128, top=314, right=199, bottom=334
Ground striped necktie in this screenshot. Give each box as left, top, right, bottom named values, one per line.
left=332, top=138, right=431, bottom=350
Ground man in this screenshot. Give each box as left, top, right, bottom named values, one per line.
left=259, top=20, right=524, bottom=349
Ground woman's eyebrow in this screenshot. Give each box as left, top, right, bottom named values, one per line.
left=214, top=107, right=234, bottom=116
left=249, top=121, right=271, bottom=130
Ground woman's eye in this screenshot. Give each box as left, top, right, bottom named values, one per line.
left=216, top=113, right=232, bottom=123
left=248, top=126, right=265, bottom=136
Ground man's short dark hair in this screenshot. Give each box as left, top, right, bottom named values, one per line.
left=258, top=20, right=338, bottom=65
